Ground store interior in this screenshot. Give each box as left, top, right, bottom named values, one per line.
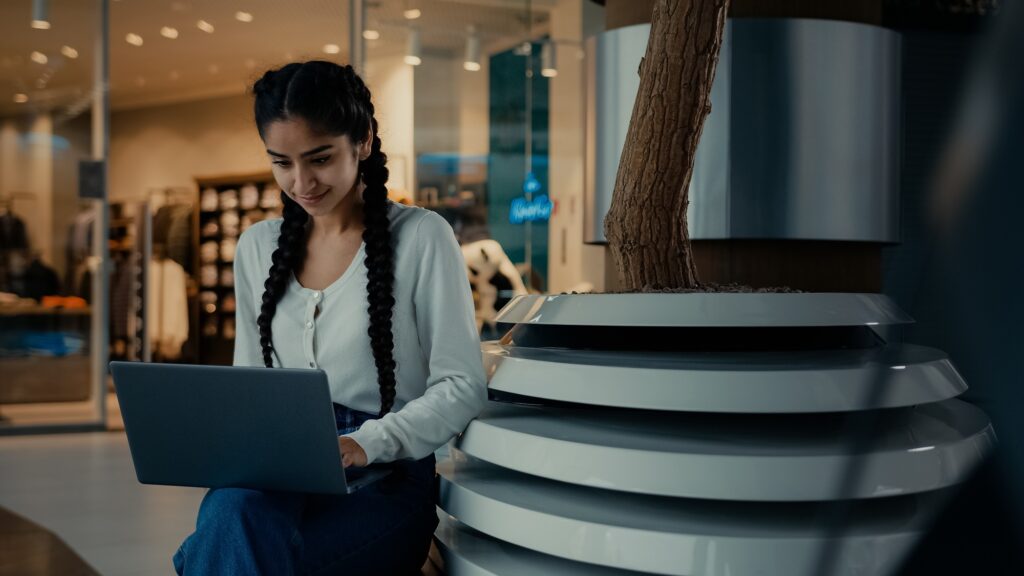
left=0, top=0, right=607, bottom=434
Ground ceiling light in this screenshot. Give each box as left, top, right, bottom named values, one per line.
left=197, top=20, right=214, bottom=33
left=404, top=29, right=421, bottom=66
left=14, top=94, right=29, bottom=104
left=126, top=33, right=144, bottom=46
left=208, top=64, right=219, bottom=74
left=235, top=11, right=253, bottom=23
left=169, top=70, right=180, bottom=80
left=363, top=29, right=380, bottom=41
left=403, top=9, right=421, bottom=20
left=464, top=26, right=480, bottom=72
left=541, top=41, right=557, bottom=78
left=323, top=44, right=340, bottom=55
left=135, top=76, right=146, bottom=87
left=30, top=51, right=48, bottom=64
left=31, top=0, right=50, bottom=29
left=60, top=45, right=78, bottom=59
left=161, top=27, right=179, bottom=39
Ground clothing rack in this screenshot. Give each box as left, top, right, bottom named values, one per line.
left=141, top=187, right=198, bottom=363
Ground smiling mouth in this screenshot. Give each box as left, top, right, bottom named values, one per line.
left=297, top=189, right=329, bottom=201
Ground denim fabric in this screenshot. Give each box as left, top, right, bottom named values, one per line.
left=172, top=404, right=438, bottom=575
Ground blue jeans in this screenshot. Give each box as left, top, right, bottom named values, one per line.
left=173, top=404, right=438, bottom=575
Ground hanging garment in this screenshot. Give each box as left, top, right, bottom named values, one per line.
left=0, top=212, right=29, bottom=251
left=147, top=258, right=189, bottom=360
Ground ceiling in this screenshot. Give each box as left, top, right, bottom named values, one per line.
left=0, top=0, right=551, bottom=119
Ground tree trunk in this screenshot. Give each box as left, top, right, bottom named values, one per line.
left=604, top=0, right=730, bottom=291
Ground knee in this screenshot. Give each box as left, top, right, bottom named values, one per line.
left=196, top=488, right=266, bottom=530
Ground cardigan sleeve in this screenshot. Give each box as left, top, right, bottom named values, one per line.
left=346, top=211, right=488, bottom=463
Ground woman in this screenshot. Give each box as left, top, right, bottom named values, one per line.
left=173, top=61, right=487, bottom=575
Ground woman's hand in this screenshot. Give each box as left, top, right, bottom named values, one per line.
left=338, top=436, right=368, bottom=468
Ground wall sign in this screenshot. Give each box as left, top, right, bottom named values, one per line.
left=510, top=194, right=553, bottom=224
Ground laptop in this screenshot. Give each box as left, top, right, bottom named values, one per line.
left=109, top=361, right=390, bottom=495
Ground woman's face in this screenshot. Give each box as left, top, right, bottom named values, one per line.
left=262, top=117, right=371, bottom=218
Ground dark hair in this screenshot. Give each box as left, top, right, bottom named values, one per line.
left=251, top=61, right=397, bottom=417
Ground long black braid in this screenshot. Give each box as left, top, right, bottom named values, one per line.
left=251, top=61, right=397, bottom=417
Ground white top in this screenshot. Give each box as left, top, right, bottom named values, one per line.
left=232, top=201, right=487, bottom=464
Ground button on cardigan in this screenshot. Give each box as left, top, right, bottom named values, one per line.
left=232, top=201, right=488, bottom=465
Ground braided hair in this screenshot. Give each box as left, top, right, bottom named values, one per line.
left=251, top=61, right=397, bottom=417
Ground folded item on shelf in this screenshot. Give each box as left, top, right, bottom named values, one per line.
left=220, top=239, right=237, bottom=262
left=40, top=295, right=88, bottom=309
left=218, top=189, right=239, bottom=210
left=201, top=220, right=220, bottom=238
left=200, top=265, right=218, bottom=287
left=200, top=188, right=218, bottom=212
left=240, top=184, right=260, bottom=209
left=200, top=290, right=217, bottom=314
left=220, top=211, right=240, bottom=237
left=221, top=294, right=236, bottom=313
left=219, top=267, right=234, bottom=288
left=200, top=241, right=219, bottom=264
left=260, top=186, right=282, bottom=208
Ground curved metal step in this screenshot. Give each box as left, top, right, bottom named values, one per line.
left=439, top=452, right=936, bottom=575
left=456, top=399, right=994, bottom=500
left=495, top=293, right=912, bottom=328
left=484, top=342, right=966, bottom=413
left=434, top=513, right=645, bottom=576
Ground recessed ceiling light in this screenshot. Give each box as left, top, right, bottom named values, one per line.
left=363, top=30, right=380, bottom=40
left=197, top=20, right=214, bottom=33
left=323, top=44, right=340, bottom=55
left=235, top=11, right=253, bottom=23
left=161, top=27, right=179, bottom=39
left=30, top=51, right=48, bottom=64
left=14, top=94, right=28, bottom=103
left=126, top=33, right=143, bottom=46
left=403, top=9, right=421, bottom=20
left=60, top=45, right=78, bottom=59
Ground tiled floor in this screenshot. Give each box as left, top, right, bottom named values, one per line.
left=0, top=432, right=203, bottom=576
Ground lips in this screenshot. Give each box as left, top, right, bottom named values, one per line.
left=296, top=189, right=329, bottom=204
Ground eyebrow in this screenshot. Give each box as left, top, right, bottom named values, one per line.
left=266, top=144, right=334, bottom=159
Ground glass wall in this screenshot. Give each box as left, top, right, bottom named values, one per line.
left=1, top=0, right=107, bottom=431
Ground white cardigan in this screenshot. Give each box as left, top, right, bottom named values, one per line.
left=232, top=202, right=487, bottom=464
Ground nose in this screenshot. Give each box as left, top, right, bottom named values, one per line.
left=292, top=165, right=318, bottom=196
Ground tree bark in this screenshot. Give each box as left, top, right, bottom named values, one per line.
left=604, top=0, right=730, bottom=290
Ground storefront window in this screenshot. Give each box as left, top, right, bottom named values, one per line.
left=2, top=0, right=590, bottom=418
left=1, top=0, right=107, bottom=431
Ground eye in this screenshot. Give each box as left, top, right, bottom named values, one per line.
left=311, top=156, right=331, bottom=165
left=272, top=160, right=292, bottom=167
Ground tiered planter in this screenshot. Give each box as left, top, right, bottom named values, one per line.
left=434, top=293, right=994, bottom=576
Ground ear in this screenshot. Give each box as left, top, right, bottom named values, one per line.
left=358, top=128, right=373, bottom=161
